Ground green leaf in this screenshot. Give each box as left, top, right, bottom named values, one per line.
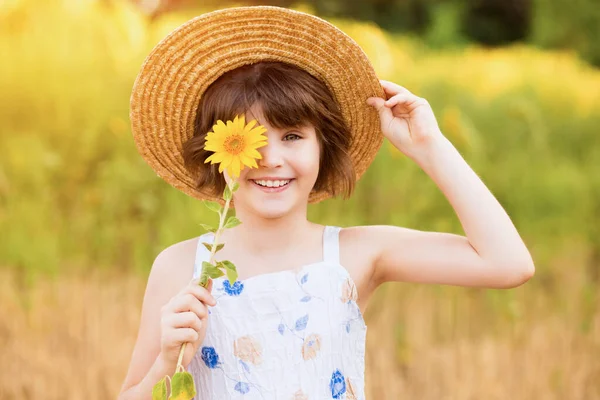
left=152, top=377, right=168, bottom=400
left=169, top=371, right=196, bottom=400
left=202, top=261, right=225, bottom=278
left=202, top=242, right=224, bottom=253
left=198, top=223, right=216, bottom=233
left=203, top=200, right=222, bottom=214
left=221, top=260, right=238, bottom=284
left=221, top=260, right=236, bottom=271
left=209, top=268, right=225, bottom=278
left=231, top=182, right=240, bottom=192
left=202, top=261, right=215, bottom=271
left=223, top=185, right=232, bottom=201
left=224, top=216, right=242, bottom=229
left=225, top=267, right=238, bottom=285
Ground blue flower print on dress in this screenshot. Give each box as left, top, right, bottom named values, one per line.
left=234, top=381, right=250, bottom=394
left=300, top=273, right=308, bottom=284
left=330, top=369, right=346, bottom=398
left=223, top=279, right=244, bottom=296
left=201, top=346, right=221, bottom=369
left=295, top=314, right=309, bottom=331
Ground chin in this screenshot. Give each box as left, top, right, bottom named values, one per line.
left=249, top=199, right=297, bottom=219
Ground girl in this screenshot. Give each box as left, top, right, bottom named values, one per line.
left=119, top=6, right=534, bottom=400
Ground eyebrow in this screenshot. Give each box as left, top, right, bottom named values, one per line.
left=288, top=122, right=313, bottom=130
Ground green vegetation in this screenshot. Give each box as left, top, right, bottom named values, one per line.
left=1, top=0, right=599, bottom=301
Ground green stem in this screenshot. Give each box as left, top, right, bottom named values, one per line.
left=174, top=179, right=235, bottom=376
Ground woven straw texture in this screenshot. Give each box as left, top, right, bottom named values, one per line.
left=130, top=5, right=385, bottom=203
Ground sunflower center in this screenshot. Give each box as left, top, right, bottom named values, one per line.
left=224, top=135, right=245, bottom=155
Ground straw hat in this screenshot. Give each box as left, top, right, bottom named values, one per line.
left=130, top=5, right=385, bottom=203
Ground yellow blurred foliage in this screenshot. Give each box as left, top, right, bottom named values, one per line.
left=1, top=2, right=600, bottom=398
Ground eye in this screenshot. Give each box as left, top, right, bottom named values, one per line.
left=283, top=133, right=301, bottom=141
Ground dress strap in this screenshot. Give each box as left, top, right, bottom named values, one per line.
left=323, top=225, right=341, bottom=264
left=192, top=232, right=215, bottom=280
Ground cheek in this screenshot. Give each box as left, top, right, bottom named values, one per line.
left=294, top=143, right=320, bottom=181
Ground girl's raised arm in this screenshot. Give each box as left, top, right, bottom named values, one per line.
left=363, top=80, right=534, bottom=289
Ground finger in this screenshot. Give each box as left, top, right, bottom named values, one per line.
left=380, top=80, right=412, bottom=96
left=188, top=277, right=213, bottom=290
left=384, top=93, right=421, bottom=108
left=171, top=294, right=210, bottom=319
left=183, top=282, right=217, bottom=306
left=189, top=277, right=212, bottom=288
left=170, top=327, right=199, bottom=344
left=366, top=97, right=394, bottom=127
left=170, top=311, right=204, bottom=332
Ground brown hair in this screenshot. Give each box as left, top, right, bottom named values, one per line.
left=182, top=61, right=355, bottom=200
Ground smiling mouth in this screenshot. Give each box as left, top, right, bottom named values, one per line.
left=250, top=179, right=294, bottom=191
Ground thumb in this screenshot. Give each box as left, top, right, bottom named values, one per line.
left=366, top=97, right=393, bottom=126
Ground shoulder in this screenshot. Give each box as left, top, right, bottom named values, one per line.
left=340, top=225, right=416, bottom=252
left=339, top=225, right=412, bottom=253
left=338, top=225, right=404, bottom=266
left=147, top=236, right=202, bottom=297
left=338, top=225, right=416, bottom=284
left=336, top=226, right=383, bottom=306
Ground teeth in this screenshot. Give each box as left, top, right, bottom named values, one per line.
left=255, top=179, right=290, bottom=188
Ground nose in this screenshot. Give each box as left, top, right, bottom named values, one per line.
left=257, top=140, right=283, bottom=169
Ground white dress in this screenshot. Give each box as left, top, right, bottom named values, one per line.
left=188, top=226, right=368, bottom=399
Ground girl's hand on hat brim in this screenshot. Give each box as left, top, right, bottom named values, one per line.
left=367, top=80, right=446, bottom=162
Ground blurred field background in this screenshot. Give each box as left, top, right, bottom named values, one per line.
left=1, top=0, right=599, bottom=398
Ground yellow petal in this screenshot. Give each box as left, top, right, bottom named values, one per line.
left=247, top=133, right=267, bottom=144
left=245, top=119, right=257, bottom=131
left=240, top=153, right=258, bottom=169
left=247, top=139, right=267, bottom=148
left=247, top=148, right=262, bottom=159
left=204, top=153, right=215, bottom=164
left=235, top=114, right=245, bottom=131
left=205, top=143, right=224, bottom=152
left=218, top=153, right=233, bottom=174
left=248, top=126, right=266, bottom=135
left=205, top=152, right=227, bottom=164
left=232, top=156, right=241, bottom=178
left=212, top=120, right=227, bottom=135
left=250, top=141, right=268, bottom=151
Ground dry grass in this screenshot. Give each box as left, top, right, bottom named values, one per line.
left=1, top=268, right=598, bottom=399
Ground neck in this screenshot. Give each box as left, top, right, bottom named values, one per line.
left=221, top=203, right=318, bottom=255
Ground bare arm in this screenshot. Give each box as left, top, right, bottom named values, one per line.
left=118, top=239, right=197, bottom=399
left=369, top=137, right=534, bottom=289
left=118, top=354, right=176, bottom=400
left=366, top=80, right=534, bottom=289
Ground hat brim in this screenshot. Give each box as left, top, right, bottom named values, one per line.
left=130, top=5, right=385, bottom=204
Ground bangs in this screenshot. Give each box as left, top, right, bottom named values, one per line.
left=199, top=62, right=328, bottom=132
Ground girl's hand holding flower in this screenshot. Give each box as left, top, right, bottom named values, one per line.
left=159, top=278, right=215, bottom=368
left=152, top=114, right=267, bottom=400
left=367, top=80, right=448, bottom=164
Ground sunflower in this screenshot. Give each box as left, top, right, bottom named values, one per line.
left=204, top=114, right=268, bottom=178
